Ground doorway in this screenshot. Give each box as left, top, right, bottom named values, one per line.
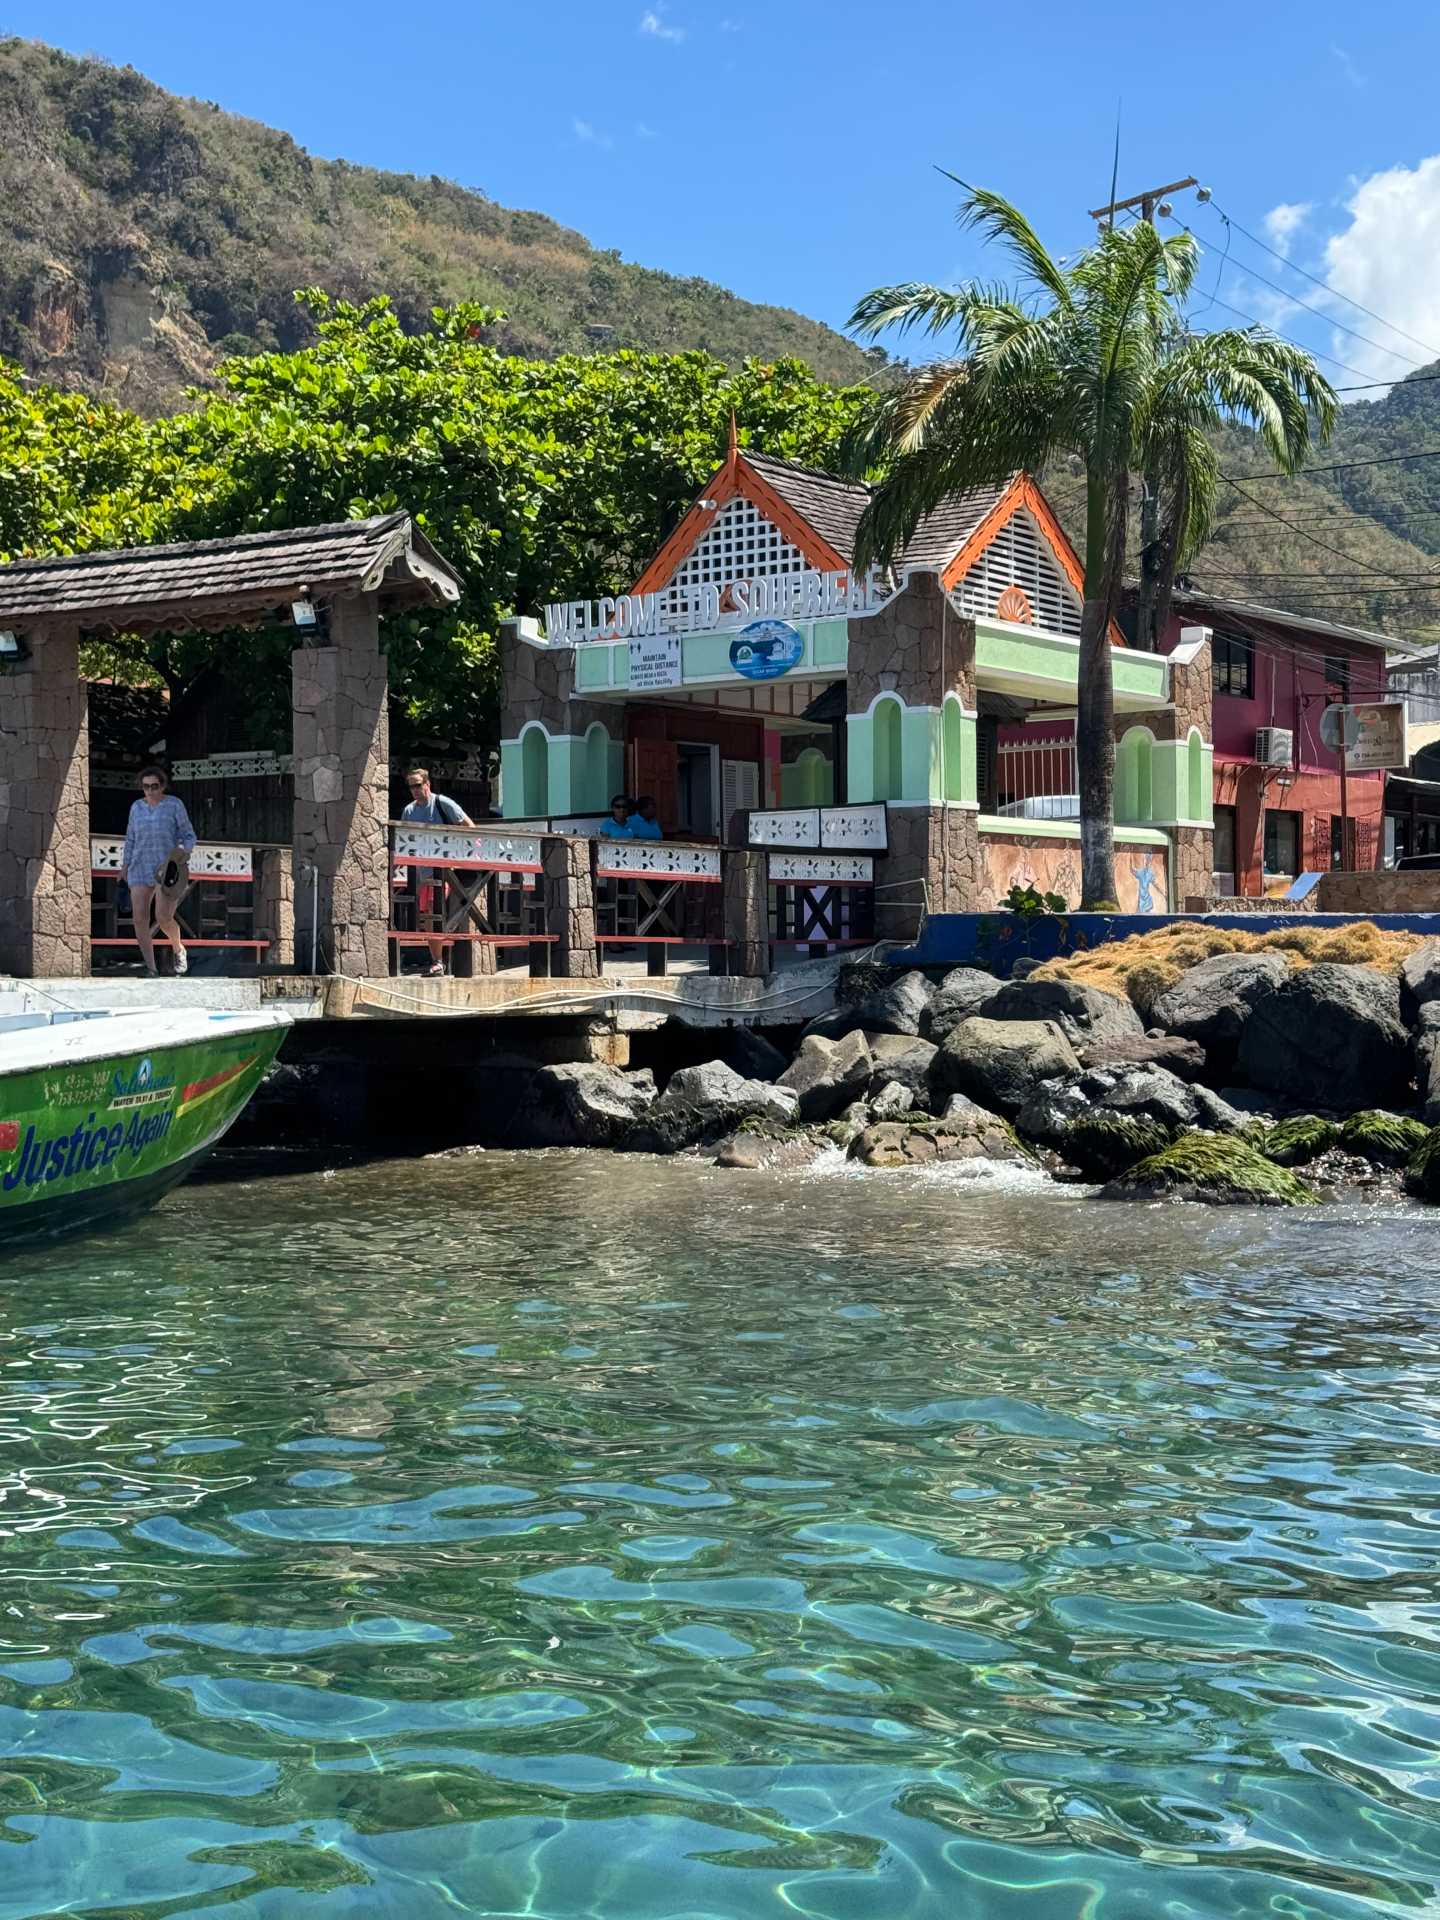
left=676, top=742, right=720, bottom=839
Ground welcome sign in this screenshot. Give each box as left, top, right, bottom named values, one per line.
left=545, top=565, right=890, bottom=645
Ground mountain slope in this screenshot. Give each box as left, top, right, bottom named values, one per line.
left=0, top=38, right=881, bottom=413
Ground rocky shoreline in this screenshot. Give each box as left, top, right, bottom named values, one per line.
left=496, top=940, right=1440, bottom=1208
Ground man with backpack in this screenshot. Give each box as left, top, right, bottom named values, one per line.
left=401, top=767, right=473, bottom=976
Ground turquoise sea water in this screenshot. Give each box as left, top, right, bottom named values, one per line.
left=2, top=1150, right=1439, bottom=1918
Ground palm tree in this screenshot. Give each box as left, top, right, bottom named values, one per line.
left=846, top=186, right=1336, bottom=908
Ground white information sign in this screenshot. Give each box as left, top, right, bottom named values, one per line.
left=1320, top=700, right=1410, bottom=771
left=628, top=629, right=682, bottom=691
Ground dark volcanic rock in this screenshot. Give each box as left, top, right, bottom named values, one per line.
left=777, top=1030, right=874, bottom=1120
left=625, top=1061, right=797, bottom=1154
left=866, top=1033, right=939, bottom=1104
left=920, top=969, right=1003, bottom=1045
left=1236, top=964, right=1412, bottom=1110
left=931, top=1016, right=1080, bottom=1118
left=1076, top=1031, right=1207, bottom=1080
left=1150, top=952, right=1289, bottom=1068
left=1015, top=1063, right=1245, bottom=1147
left=846, top=970, right=934, bottom=1038
left=722, top=1026, right=792, bottom=1084
left=1418, top=1004, right=1440, bottom=1126
left=979, top=977, right=1144, bottom=1049
left=848, top=1113, right=1032, bottom=1169
left=516, top=1064, right=657, bottom=1148
left=1401, top=940, right=1440, bottom=1024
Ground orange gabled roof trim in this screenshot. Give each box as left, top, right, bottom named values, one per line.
left=627, top=446, right=849, bottom=599
left=941, top=473, right=1126, bottom=648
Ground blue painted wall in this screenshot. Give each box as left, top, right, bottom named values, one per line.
left=890, top=911, right=1440, bottom=977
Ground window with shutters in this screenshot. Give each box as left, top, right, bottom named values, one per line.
left=721, top=758, right=761, bottom=834
left=953, top=509, right=1082, bottom=635
left=662, top=498, right=809, bottom=623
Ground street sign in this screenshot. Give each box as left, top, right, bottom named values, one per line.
left=1319, top=700, right=1409, bottom=770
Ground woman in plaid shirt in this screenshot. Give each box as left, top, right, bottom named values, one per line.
left=121, top=766, right=197, bottom=976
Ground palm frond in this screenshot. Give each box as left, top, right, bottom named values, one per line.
left=940, top=176, right=1074, bottom=311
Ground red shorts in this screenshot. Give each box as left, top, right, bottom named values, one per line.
left=417, top=882, right=441, bottom=917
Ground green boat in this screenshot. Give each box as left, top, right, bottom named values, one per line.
left=0, top=1007, right=291, bottom=1246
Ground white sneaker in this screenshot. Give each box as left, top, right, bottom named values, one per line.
left=174, top=946, right=189, bottom=976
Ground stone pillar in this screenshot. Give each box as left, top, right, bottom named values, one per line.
left=1172, top=826, right=1212, bottom=912
left=722, top=849, right=769, bottom=977
left=291, top=594, right=389, bottom=978
left=877, top=808, right=981, bottom=942
left=0, top=620, right=90, bottom=978
left=542, top=835, right=599, bottom=978
left=253, top=846, right=295, bottom=968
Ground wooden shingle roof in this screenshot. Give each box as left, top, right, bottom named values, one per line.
left=727, top=453, right=1009, bottom=575
left=0, top=513, right=461, bottom=637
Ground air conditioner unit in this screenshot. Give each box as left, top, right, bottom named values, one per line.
left=1254, top=727, right=1294, bottom=767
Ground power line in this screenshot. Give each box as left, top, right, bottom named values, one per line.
left=1225, top=446, right=1440, bottom=482
left=1204, top=199, right=1440, bottom=362
left=1217, top=472, right=1440, bottom=583
left=1162, top=210, right=1423, bottom=370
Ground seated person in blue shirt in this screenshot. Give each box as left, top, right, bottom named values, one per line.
left=630, top=795, right=663, bottom=840
left=599, top=793, right=633, bottom=839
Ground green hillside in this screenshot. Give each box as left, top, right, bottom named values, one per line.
left=0, top=38, right=881, bottom=413
left=3, top=36, right=1439, bottom=643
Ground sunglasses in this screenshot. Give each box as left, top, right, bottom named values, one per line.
left=141, top=781, right=162, bottom=791
left=406, top=781, right=425, bottom=790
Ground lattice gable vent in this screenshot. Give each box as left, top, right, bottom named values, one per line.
left=660, top=495, right=811, bottom=620
left=954, top=507, right=1082, bottom=636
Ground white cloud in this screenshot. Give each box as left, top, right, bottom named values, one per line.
left=1331, top=44, right=1366, bottom=89
left=1323, top=156, right=1440, bottom=386
left=720, top=15, right=743, bottom=27
left=635, top=121, right=658, bottom=138
left=573, top=118, right=613, bottom=149
left=639, top=7, right=685, bottom=41
left=1262, top=201, right=1311, bottom=258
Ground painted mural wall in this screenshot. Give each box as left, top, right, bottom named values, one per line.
left=979, top=832, right=1169, bottom=915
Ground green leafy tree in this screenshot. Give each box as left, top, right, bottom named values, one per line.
left=846, top=186, right=1336, bottom=907
left=129, top=292, right=879, bottom=748
left=0, top=364, right=150, bottom=562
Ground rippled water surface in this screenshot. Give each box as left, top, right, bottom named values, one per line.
left=3, top=1152, right=1440, bottom=1918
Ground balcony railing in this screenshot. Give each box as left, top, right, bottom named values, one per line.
left=388, top=823, right=552, bottom=971
left=90, top=837, right=273, bottom=966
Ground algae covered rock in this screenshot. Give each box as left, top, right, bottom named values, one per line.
left=1261, top=1115, right=1337, bottom=1167
left=1058, top=1111, right=1174, bottom=1181
left=1403, top=1126, right=1440, bottom=1202
left=1100, top=1133, right=1319, bottom=1206
left=1337, top=1110, right=1430, bottom=1169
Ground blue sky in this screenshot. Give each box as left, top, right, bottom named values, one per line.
left=13, top=1, right=1440, bottom=390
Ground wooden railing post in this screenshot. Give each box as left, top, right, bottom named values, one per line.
left=542, top=835, right=599, bottom=978
left=723, top=848, right=770, bottom=977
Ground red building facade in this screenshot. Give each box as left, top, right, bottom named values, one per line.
left=1159, top=591, right=1393, bottom=897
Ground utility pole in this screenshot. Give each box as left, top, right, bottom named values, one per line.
left=1088, top=177, right=1198, bottom=228
left=1088, top=177, right=1199, bottom=651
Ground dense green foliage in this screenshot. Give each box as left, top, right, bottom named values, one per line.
left=0, top=296, right=878, bottom=746
left=0, top=38, right=878, bottom=414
